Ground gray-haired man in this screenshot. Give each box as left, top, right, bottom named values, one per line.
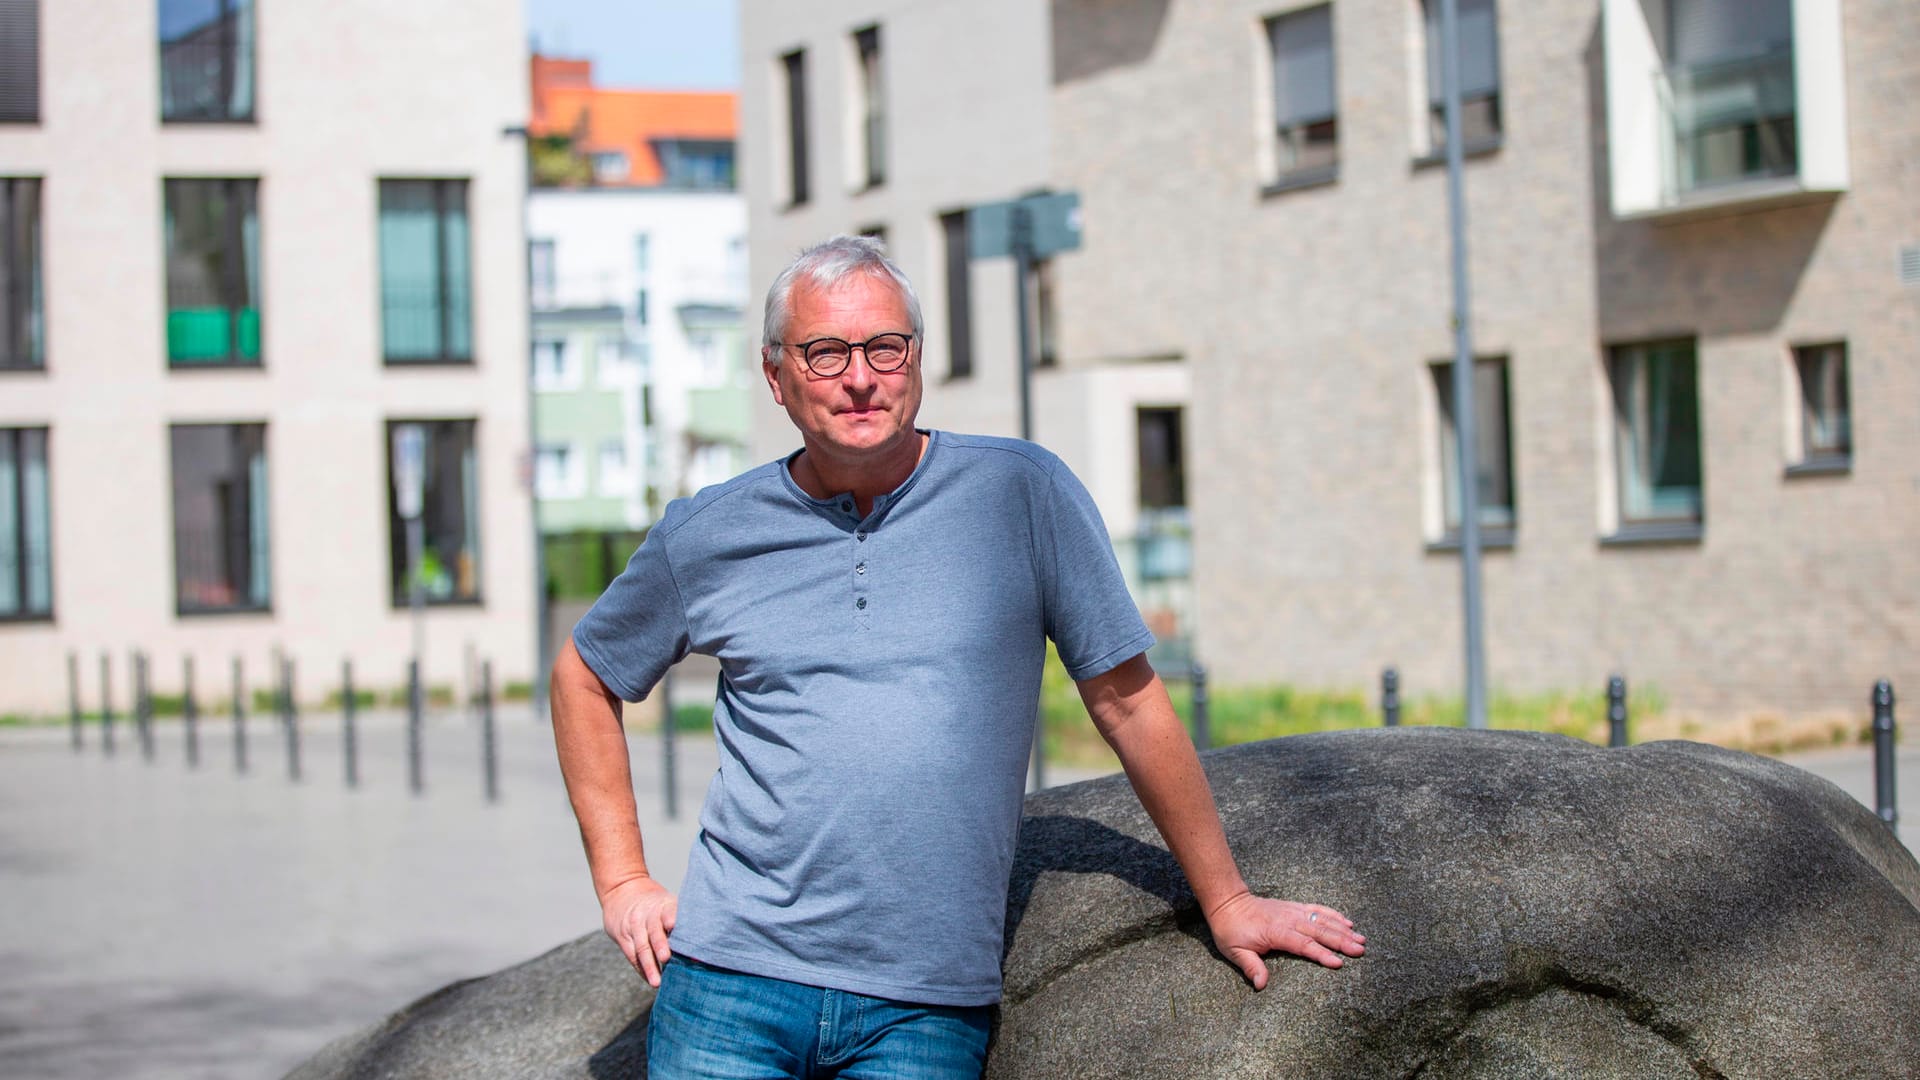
left=551, top=235, right=1364, bottom=1078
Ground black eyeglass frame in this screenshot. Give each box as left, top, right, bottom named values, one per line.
left=774, top=332, right=918, bottom=377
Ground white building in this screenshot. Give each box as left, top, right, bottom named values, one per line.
left=0, top=0, right=535, bottom=716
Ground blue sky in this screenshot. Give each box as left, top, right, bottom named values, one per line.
left=526, top=0, right=740, bottom=91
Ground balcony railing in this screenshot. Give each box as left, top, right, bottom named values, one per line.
left=1656, top=46, right=1797, bottom=203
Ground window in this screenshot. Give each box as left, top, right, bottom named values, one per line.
left=781, top=49, right=811, bottom=205
left=0, top=427, right=51, bottom=620
left=1431, top=357, right=1516, bottom=539
left=854, top=25, right=886, bottom=188
left=529, top=238, right=556, bottom=309
left=0, top=0, right=39, bottom=123
left=534, top=443, right=583, bottom=499
left=940, top=210, right=973, bottom=379
left=531, top=338, right=574, bottom=390
left=1137, top=408, right=1186, bottom=510
left=159, top=0, right=254, bottom=122
left=598, top=441, right=630, bottom=496
left=596, top=338, right=628, bottom=387
left=378, top=180, right=472, bottom=365
left=1609, top=340, right=1703, bottom=532
left=657, top=139, right=737, bottom=190
left=1792, top=342, right=1850, bottom=470
left=1033, top=258, right=1059, bottom=369
left=386, top=419, right=480, bottom=605
left=170, top=423, right=269, bottom=614
left=164, top=178, right=261, bottom=367
left=1420, top=0, right=1501, bottom=155
left=857, top=224, right=888, bottom=248
left=2, top=177, right=43, bottom=370
left=589, top=150, right=630, bottom=184
left=633, top=232, right=650, bottom=329
left=1265, top=5, right=1338, bottom=187
left=688, top=329, right=723, bottom=382
left=1666, top=0, right=1795, bottom=194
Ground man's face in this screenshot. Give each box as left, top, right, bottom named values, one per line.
left=763, top=273, right=923, bottom=467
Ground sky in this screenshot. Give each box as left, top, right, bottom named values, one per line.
left=525, top=0, right=740, bottom=91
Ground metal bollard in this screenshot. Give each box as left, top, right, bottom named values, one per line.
left=283, top=656, right=301, bottom=782
left=1607, top=675, right=1629, bottom=748
left=343, top=659, right=359, bottom=790
left=1382, top=667, right=1401, bottom=728
left=1191, top=662, right=1211, bottom=751
left=232, top=656, right=247, bottom=774
left=481, top=660, right=499, bottom=804
left=661, top=667, right=678, bottom=820
left=136, top=651, right=155, bottom=762
left=1873, top=680, right=1897, bottom=827
left=407, top=658, right=424, bottom=796
left=68, top=652, right=82, bottom=752
left=100, top=652, right=115, bottom=757
left=183, top=656, right=199, bottom=769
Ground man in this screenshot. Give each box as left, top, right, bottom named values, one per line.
left=552, top=235, right=1364, bottom=1078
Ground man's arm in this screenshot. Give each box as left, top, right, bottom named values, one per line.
left=1075, top=653, right=1366, bottom=988
left=551, top=637, right=678, bottom=987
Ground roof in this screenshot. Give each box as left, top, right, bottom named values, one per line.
left=530, top=54, right=737, bottom=187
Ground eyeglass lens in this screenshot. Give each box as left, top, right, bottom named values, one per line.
left=806, top=333, right=911, bottom=374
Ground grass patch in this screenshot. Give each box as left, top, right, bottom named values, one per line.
left=503, top=680, right=534, bottom=703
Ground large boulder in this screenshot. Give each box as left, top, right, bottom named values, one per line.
left=291, top=729, right=1920, bottom=1079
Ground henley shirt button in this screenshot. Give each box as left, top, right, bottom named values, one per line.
left=856, top=532, right=867, bottom=541
left=856, top=597, right=868, bottom=610
left=856, top=562, right=866, bottom=574
left=840, top=501, right=852, bottom=512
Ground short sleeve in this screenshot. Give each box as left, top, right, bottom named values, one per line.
left=1038, top=461, right=1157, bottom=681
left=571, top=516, right=693, bottom=703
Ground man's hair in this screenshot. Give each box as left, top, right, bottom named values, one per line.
left=761, top=235, right=925, bottom=361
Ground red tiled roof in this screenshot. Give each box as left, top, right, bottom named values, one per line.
left=530, top=54, right=737, bottom=187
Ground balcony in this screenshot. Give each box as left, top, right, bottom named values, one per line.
left=1603, top=0, right=1849, bottom=221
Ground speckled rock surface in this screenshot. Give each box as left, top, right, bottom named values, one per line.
left=291, top=730, right=1920, bottom=1079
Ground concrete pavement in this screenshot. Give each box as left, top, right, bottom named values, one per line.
left=0, top=712, right=1909, bottom=1079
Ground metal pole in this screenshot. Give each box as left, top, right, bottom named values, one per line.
left=1873, top=680, right=1897, bottom=826
left=136, top=651, right=154, bottom=762
left=1191, top=662, right=1211, bottom=751
left=100, top=652, right=114, bottom=756
left=343, top=659, right=359, bottom=790
left=481, top=660, right=499, bottom=804
left=232, top=655, right=247, bottom=774
left=661, top=666, right=678, bottom=820
left=505, top=124, right=552, bottom=726
left=1607, top=674, right=1629, bottom=748
left=408, top=657, right=425, bottom=796
left=1383, top=667, right=1401, bottom=727
left=68, top=651, right=82, bottom=752
left=407, top=515, right=426, bottom=682
left=1440, top=0, right=1488, bottom=731
left=183, top=656, right=199, bottom=769
left=284, top=656, right=301, bottom=782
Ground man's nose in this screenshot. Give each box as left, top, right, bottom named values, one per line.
left=839, top=347, right=880, bottom=389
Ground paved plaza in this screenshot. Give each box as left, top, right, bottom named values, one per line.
left=0, top=706, right=1910, bottom=1079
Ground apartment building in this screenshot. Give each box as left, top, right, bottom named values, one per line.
left=526, top=59, right=752, bottom=586
left=742, top=0, right=1918, bottom=717
left=0, top=1, right=534, bottom=716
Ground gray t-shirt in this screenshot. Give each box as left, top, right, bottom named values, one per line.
left=572, top=430, right=1153, bottom=1006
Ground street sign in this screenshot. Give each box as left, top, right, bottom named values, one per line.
left=392, top=424, right=425, bottom=521
left=969, top=191, right=1083, bottom=260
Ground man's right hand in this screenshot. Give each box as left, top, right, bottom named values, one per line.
left=602, top=876, right=678, bottom=987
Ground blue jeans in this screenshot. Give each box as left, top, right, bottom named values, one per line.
left=647, top=955, right=992, bottom=1079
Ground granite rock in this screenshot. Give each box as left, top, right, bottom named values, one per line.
left=291, top=729, right=1920, bottom=1079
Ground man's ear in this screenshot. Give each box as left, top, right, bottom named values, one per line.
left=762, top=350, right=786, bottom=406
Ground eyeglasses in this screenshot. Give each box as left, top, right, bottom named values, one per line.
left=776, top=332, right=915, bottom=377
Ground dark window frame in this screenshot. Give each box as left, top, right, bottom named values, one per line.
left=163, top=177, right=263, bottom=370
left=158, top=0, right=257, bottom=124
left=1429, top=355, right=1518, bottom=548
left=939, top=209, right=972, bottom=380
left=378, top=178, right=474, bottom=367
left=854, top=25, right=886, bottom=189
left=0, top=425, right=52, bottom=622
left=169, top=421, right=272, bottom=617
left=1264, top=4, right=1340, bottom=192
left=1136, top=407, right=1187, bottom=511
left=781, top=49, right=811, bottom=207
left=1, top=176, right=44, bottom=371
left=1418, top=0, right=1504, bottom=160
left=0, top=0, right=41, bottom=125
left=384, top=418, right=484, bottom=609
left=1789, top=340, right=1851, bottom=473
left=1606, top=337, right=1705, bottom=542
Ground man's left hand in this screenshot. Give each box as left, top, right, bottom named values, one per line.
left=1206, top=891, right=1366, bottom=988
